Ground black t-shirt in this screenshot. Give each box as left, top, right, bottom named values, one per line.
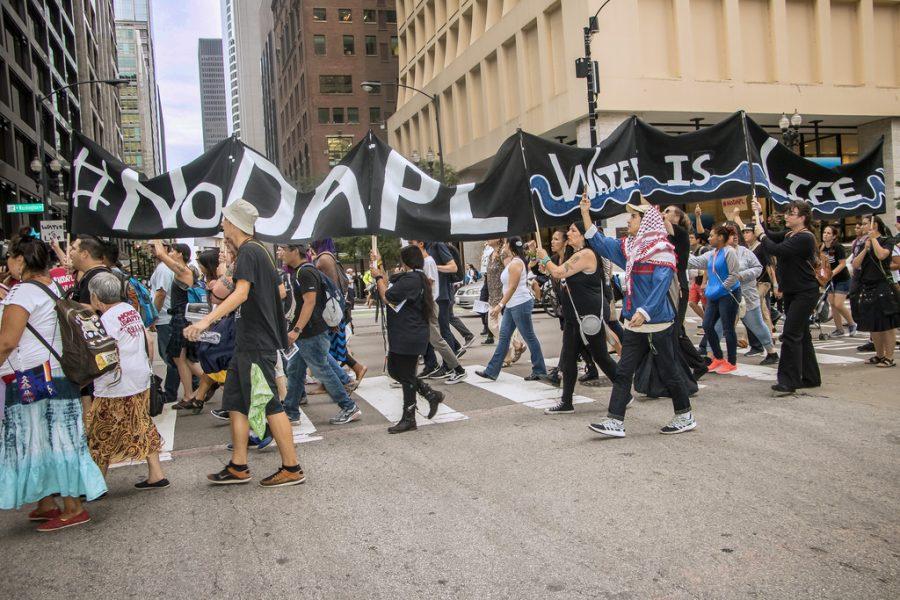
left=294, top=265, right=328, bottom=339
left=233, top=240, right=289, bottom=351
left=72, top=266, right=110, bottom=304
left=859, top=238, right=895, bottom=284
left=428, top=242, right=454, bottom=301
left=691, top=245, right=709, bottom=285
left=751, top=243, right=771, bottom=284
left=668, top=224, right=690, bottom=288
left=822, top=243, right=849, bottom=283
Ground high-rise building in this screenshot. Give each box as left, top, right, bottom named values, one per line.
left=271, top=2, right=399, bottom=180
left=389, top=0, right=899, bottom=228
left=259, top=1, right=279, bottom=163
left=221, top=0, right=265, bottom=151
left=198, top=38, right=227, bottom=151
left=0, top=0, right=86, bottom=232
left=114, top=0, right=165, bottom=175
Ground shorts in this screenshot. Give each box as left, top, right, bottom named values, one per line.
left=221, top=350, right=284, bottom=416
left=689, top=282, right=706, bottom=304
left=830, top=280, right=850, bottom=294
left=275, top=352, right=285, bottom=379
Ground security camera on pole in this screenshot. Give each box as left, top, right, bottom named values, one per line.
left=575, top=1, right=615, bottom=148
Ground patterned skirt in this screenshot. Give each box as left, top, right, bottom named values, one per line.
left=1, top=372, right=107, bottom=510
left=329, top=322, right=348, bottom=363
left=87, top=390, right=163, bottom=470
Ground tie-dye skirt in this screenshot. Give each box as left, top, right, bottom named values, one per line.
left=1, top=371, right=107, bottom=510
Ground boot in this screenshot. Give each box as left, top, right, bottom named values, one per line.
left=417, top=380, right=445, bottom=419
left=388, top=392, right=417, bottom=434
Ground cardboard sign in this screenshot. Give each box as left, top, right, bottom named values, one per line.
left=721, top=197, right=748, bottom=212
left=40, top=220, right=65, bottom=242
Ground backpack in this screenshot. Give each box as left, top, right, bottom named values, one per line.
left=128, top=276, right=158, bottom=327
left=187, top=280, right=208, bottom=304
left=314, top=251, right=350, bottom=296
left=108, top=269, right=142, bottom=315
left=446, top=243, right=465, bottom=284
left=300, top=263, right=345, bottom=328
left=24, top=281, right=120, bottom=387
left=198, top=314, right=236, bottom=374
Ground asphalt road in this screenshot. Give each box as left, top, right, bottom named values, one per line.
left=1, top=309, right=898, bottom=599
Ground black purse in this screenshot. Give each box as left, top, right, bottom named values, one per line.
left=140, top=329, right=165, bottom=417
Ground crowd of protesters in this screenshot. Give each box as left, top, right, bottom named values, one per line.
left=1, top=192, right=897, bottom=531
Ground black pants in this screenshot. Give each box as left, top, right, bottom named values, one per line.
left=449, top=301, right=473, bottom=341
left=559, top=320, right=618, bottom=405
left=778, top=289, right=821, bottom=389
left=387, top=352, right=419, bottom=408
left=437, top=299, right=459, bottom=352
left=608, top=326, right=691, bottom=420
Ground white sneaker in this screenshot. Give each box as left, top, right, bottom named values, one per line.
left=660, top=413, right=697, bottom=435
left=588, top=418, right=625, bottom=438
left=445, top=370, right=468, bottom=385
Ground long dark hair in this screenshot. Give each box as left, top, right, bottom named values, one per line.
left=197, top=249, right=220, bottom=281
left=400, top=244, right=435, bottom=323
left=505, top=236, right=527, bottom=262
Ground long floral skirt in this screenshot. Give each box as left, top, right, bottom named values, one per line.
left=87, top=390, right=163, bottom=471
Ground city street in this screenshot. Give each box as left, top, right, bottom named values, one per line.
left=1, top=311, right=897, bottom=599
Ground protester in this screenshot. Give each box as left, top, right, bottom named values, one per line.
left=370, top=245, right=444, bottom=433
left=69, top=235, right=111, bottom=307
left=537, top=222, right=618, bottom=414
left=820, top=224, right=857, bottom=337
left=149, top=244, right=180, bottom=403
left=476, top=237, right=548, bottom=382
left=850, top=216, right=897, bottom=367
left=753, top=199, right=821, bottom=394
left=479, top=240, right=495, bottom=343
left=688, top=231, right=709, bottom=322
left=184, top=199, right=304, bottom=487
left=742, top=225, right=775, bottom=336
left=427, top=240, right=463, bottom=353
left=581, top=197, right=695, bottom=438
left=0, top=233, right=107, bottom=531
left=86, top=272, right=168, bottom=489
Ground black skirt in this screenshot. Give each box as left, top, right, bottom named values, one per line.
left=854, top=280, right=900, bottom=332
left=166, top=313, right=197, bottom=362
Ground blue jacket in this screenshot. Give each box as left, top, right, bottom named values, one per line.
left=585, top=226, right=676, bottom=324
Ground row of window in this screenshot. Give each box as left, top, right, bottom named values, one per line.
left=313, top=34, right=399, bottom=57
left=312, top=8, right=396, bottom=24
left=316, top=106, right=384, bottom=125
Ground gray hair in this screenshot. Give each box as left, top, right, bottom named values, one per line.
left=88, top=271, right=123, bottom=305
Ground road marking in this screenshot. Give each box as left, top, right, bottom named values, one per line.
left=814, top=352, right=863, bottom=365
left=464, top=365, right=595, bottom=409
left=355, top=376, right=469, bottom=425
left=292, top=407, right=322, bottom=444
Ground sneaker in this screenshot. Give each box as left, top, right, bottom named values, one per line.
left=857, top=341, right=875, bottom=352
left=329, top=405, right=361, bottom=425
left=462, top=335, right=476, bottom=349
left=134, top=478, right=170, bottom=490
left=455, top=346, right=467, bottom=359
left=716, top=361, right=737, bottom=374
left=482, top=336, right=495, bottom=345
left=626, top=397, right=635, bottom=408
left=543, top=401, right=574, bottom=415
left=28, top=507, right=61, bottom=522
left=588, top=418, right=626, bottom=438
left=744, top=348, right=763, bottom=357
left=424, top=366, right=451, bottom=380
left=830, top=328, right=845, bottom=338
left=578, top=370, right=599, bottom=383
left=660, top=413, right=697, bottom=435
left=524, top=373, right=548, bottom=382
left=36, top=510, right=90, bottom=532
left=759, top=353, right=779, bottom=366
left=210, top=408, right=229, bottom=421
left=847, top=324, right=858, bottom=336
left=255, top=434, right=274, bottom=450
left=707, top=358, right=727, bottom=373
left=208, top=463, right=252, bottom=484
left=771, top=383, right=796, bottom=396
left=259, top=467, right=306, bottom=488
left=446, top=369, right=468, bottom=385
left=475, top=370, right=496, bottom=381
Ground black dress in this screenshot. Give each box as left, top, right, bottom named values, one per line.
left=853, top=237, right=899, bottom=332
left=166, top=271, right=196, bottom=361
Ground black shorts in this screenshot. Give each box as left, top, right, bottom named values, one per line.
left=221, top=350, right=284, bottom=416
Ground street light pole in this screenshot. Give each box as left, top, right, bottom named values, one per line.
left=575, top=0, right=615, bottom=148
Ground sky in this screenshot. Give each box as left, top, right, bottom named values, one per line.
left=153, top=0, right=223, bottom=170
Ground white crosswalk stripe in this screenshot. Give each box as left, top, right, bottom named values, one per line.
left=110, top=403, right=177, bottom=469
left=292, top=407, right=322, bottom=444
left=355, top=376, right=469, bottom=426
left=463, top=365, right=595, bottom=409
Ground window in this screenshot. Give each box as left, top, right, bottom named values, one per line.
left=320, top=75, right=352, bottom=93
left=332, top=107, right=345, bottom=124
left=326, top=135, right=353, bottom=166
left=342, top=35, right=354, bottom=55
left=363, top=9, right=376, bottom=23
left=338, top=8, right=351, bottom=22
left=313, top=35, right=326, bottom=55
left=317, top=108, right=329, bottom=123
left=347, top=107, right=359, bottom=123
left=384, top=10, right=397, bottom=23
left=389, top=36, right=399, bottom=56
left=369, top=106, right=381, bottom=123
left=312, top=7, right=326, bottom=21
left=365, top=35, right=377, bottom=56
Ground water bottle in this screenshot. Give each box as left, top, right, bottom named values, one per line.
left=198, top=331, right=221, bottom=344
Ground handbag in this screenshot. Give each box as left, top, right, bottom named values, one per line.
left=563, top=281, right=603, bottom=345
left=140, top=328, right=165, bottom=417
left=872, top=253, right=900, bottom=316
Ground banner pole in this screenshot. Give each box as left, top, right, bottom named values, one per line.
left=740, top=111, right=761, bottom=224
left=517, top=129, right=543, bottom=248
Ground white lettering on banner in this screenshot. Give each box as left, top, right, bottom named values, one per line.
left=665, top=155, right=690, bottom=186
left=831, top=177, right=862, bottom=203
left=548, top=152, right=589, bottom=201
left=113, top=167, right=191, bottom=231
left=449, top=183, right=508, bottom=235
left=72, top=147, right=113, bottom=210
left=226, top=146, right=297, bottom=237
left=545, top=150, right=641, bottom=202
left=293, top=165, right=366, bottom=239
left=760, top=138, right=864, bottom=205
left=786, top=173, right=811, bottom=201
left=181, top=182, right=223, bottom=228
left=692, top=154, right=711, bottom=186
left=380, top=150, right=441, bottom=231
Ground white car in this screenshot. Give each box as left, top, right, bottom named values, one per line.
left=454, top=281, right=483, bottom=310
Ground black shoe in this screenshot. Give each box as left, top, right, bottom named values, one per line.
left=422, top=366, right=450, bottom=379
left=135, top=478, right=170, bottom=490
left=543, top=401, right=574, bottom=415
left=857, top=341, right=875, bottom=352
left=475, top=370, right=496, bottom=381
left=745, top=348, right=764, bottom=357
left=455, top=346, right=467, bottom=359
left=771, top=383, right=796, bottom=396
left=210, top=408, right=229, bottom=421
left=425, top=389, right=445, bottom=419
left=578, top=371, right=599, bottom=384
left=524, top=373, right=547, bottom=382
left=759, top=353, right=779, bottom=366
left=546, top=367, right=561, bottom=387
left=482, top=336, right=495, bottom=345
left=462, top=335, right=476, bottom=348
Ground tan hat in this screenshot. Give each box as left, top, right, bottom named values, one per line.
left=222, top=199, right=259, bottom=235
left=625, top=203, right=649, bottom=215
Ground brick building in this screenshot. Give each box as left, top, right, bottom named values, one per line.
left=271, top=1, right=399, bottom=181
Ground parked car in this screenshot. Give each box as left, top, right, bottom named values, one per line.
left=454, top=280, right=483, bottom=310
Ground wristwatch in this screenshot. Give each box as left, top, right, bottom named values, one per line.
left=292, top=326, right=301, bottom=334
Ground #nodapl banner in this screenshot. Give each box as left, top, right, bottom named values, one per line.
left=70, top=112, right=884, bottom=242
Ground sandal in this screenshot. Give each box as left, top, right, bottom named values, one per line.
left=876, top=358, right=896, bottom=368
left=172, top=398, right=195, bottom=410
left=865, top=356, right=884, bottom=365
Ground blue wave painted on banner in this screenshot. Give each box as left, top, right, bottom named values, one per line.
left=529, top=175, right=640, bottom=216
left=765, top=171, right=885, bottom=215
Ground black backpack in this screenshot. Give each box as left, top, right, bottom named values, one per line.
left=445, top=243, right=465, bottom=284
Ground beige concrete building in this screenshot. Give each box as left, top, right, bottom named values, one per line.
left=388, top=0, right=900, bottom=227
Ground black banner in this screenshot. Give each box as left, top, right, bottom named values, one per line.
left=70, top=112, right=884, bottom=242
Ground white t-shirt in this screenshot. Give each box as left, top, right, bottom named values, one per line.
left=501, top=258, right=533, bottom=309
left=149, top=262, right=174, bottom=325
left=94, top=303, right=151, bottom=398
left=422, top=255, right=440, bottom=300
left=892, top=245, right=899, bottom=283
left=1, top=281, right=63, bottom=375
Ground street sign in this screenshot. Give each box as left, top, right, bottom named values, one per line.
left=6, top=203, right=44, bottom=213
left=40, top=220, right=65, bottom=242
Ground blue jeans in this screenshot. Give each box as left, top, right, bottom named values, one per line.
left=715, top=304, right=774, bottom=352
left=703, top=289, right=741, bottom=364
left=154, top=323, right=179, bottom=401
left=284, top=332, right=354, bottom=419
left=484, top=300, right=547, bottom=378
